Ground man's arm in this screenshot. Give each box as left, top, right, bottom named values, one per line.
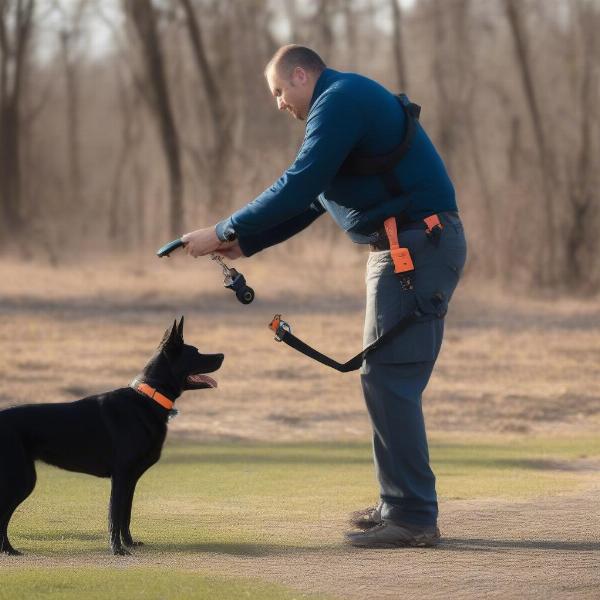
left=216, top=90, right=365, bottom=242
left=237, top=200, right=325, bottom=257
left=183, top=199, right=326, bottom=258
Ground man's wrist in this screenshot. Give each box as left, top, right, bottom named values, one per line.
left=215, top=219, right=237, bottom=242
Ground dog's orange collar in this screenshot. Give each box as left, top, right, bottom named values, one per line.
left=132, top=381, right=174, bottom=410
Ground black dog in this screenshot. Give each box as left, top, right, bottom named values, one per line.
left=0, top=317, right=223, bottom=556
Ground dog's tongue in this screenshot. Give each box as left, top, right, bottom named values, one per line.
left=187, top=374, right=217, bottom=388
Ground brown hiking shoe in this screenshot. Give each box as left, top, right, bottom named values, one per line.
left=345, top=521, right=441, bottom=548
left=348, top=502, right=383, bottom=530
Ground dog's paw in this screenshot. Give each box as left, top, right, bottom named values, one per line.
left=123, top=539, right=144, bottom=548
left=112, top=547, right=131, bottom=556
left=1, top=548, right=22, bottom=556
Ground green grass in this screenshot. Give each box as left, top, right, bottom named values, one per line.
left=430, top=433, right=600, bottom=499
left=1, top=434, right=598, bottom=599
left=0, top=569, right=322, bottom=600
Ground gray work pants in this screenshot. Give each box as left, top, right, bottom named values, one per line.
left=360, top=211, right=467, bottom=526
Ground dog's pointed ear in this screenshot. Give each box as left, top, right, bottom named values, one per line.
left=160, top=320, right=179, bottom=350
left=177, top=316, right=185, bottom=339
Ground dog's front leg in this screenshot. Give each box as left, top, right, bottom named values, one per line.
left=109, top=473, right=131, bottom=556
left=1, top=520, right=21, bottom=556
left=122, top=477, right=143, bottom=548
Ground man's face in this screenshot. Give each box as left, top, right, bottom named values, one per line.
left=266, top=65, right=314, bottom=121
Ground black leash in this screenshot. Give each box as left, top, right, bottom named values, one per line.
left=268, top=309, right=423, bottom=373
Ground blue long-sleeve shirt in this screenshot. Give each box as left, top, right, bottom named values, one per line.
left=216, top=68, right=457, bottom=256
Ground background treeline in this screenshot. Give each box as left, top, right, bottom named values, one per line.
left=0, top=0, right=598, bottom=292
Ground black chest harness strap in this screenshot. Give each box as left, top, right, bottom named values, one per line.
left=339, top=93, right=421, bottom=198
left=267, top=95, right=445, bottom=372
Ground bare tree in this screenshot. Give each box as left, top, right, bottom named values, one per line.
left=430, top=0, right=470, bottom=179
left=229, top=0, right=285, bottom=191
left=341, top=0, right=358, bottom=68
left=108, top=59, right=145, bottom=247
left=0, top=0, right=595, bottom=291
left=52, top=0, right=90, bottom=217
left=0, top=0, right=35, bottom=239
left=314, top=0, right=334, bottom=60
left=564, top=0, right=599, bottom=290
left=124, top=0, right=183, bottom=237
left=390, top=0, right=408, bottom=91
left=179, top=0, right=234, bottom=211
left=504, top=0, right=557, bottom=284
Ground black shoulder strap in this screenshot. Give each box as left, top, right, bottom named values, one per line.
left=339, top=94, right=421, bottom=179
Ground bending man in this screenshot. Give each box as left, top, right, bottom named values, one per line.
left=182, top=45, right=467, bottom=548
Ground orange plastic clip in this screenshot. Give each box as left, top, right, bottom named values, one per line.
left=268, top=314, right=281, bottom=333
left=424, top=214, right=443, bottom=234
left=390, top=247, right=415, bottom=274
left=384, top=217, right=415, bottom=275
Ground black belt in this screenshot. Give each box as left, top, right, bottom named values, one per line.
left=370, top=222, right=424, bottom=250
left=369, top=211, right=457, bottom=251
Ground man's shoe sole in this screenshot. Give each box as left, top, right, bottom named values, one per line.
left=347, top=537, right=441, bottom=548
left=345, top=524, right=441, bottom=548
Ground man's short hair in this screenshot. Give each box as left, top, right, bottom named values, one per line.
left=265, top=45, right=326, bottom=79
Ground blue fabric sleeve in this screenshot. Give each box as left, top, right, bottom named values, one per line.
left=216, top=90, right=365, bottom=240
left=237, top=200, right=325, bottom=257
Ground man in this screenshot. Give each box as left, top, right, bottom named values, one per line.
left=182, top=45, right=467, bottom=547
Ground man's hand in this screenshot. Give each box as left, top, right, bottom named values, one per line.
left=181, top=227, right=221, bottom=258
left=215, top=241, right=243, bottom=260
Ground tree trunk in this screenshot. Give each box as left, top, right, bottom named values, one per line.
left=314, top=0, right=334, bottom=60
left=59, top=32, right=83, bottom=214
left=125, top=0, right=183, bottom=238
left=0, top=0, right=34, bottom=239
left=504, top=0, right=557, bottom=285
left=180, top=0, right=233, bottom=211
left=564, top=0, right=598, bottom=290
left=108, top=64, right=142, bottom=246
left=431, top=0, right=462, bottom=179
left=342, top=0, right=357, bottom=68
left=390, top=0, right=407, bottom=91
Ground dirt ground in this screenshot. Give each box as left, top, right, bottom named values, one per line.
left=1, top=254, right=599, bottom=598
left=12, top=478, right=600, bottom=599
left=184, top=481, right=600, bottom=600
left=1, top=254, right=598, bottom=440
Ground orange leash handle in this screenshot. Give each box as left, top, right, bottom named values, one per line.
left=390, top=247, right=414, bottom=273
left=384, top=217, right=415, bottom=274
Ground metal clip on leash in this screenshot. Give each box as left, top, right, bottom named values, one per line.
left=156, top=238, right=254, bottom=304
left=210, top=253, right=255, bottom=304
left=269, top=314, right=291, bottom=342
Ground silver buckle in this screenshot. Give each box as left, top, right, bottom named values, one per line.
left=274, top=320, right=291, bottom=342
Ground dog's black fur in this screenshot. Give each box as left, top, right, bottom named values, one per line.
left=0, top=317, right=223, bottom=556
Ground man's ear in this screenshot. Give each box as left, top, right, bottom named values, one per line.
left=293, top=66, right=308, bottom=85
